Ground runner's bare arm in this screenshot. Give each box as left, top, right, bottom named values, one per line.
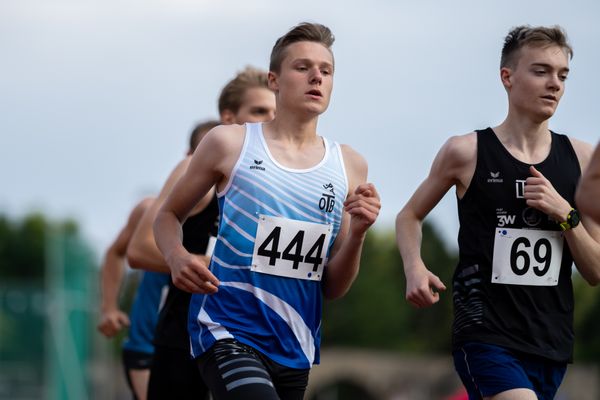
left=322, top=145, right=380, bottom=300
left=562, top=139, right=600, bottom=285
left=98, top=198, right=152, bottom=337
left=396, top=133, right=476, bottom=307
left=127, top=157, right=215, bottom=273
left=576, top=143, right=600, bottom=224
left=153, top=125, right=244, bottom=293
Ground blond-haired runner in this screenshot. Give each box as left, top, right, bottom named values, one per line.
left=153, top=22, right=380, bottom=399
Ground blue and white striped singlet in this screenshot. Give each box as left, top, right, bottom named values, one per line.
left=188, top=122, right=348, bottom=369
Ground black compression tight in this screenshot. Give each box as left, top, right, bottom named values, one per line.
left=196, top=339, right=309, bottom=400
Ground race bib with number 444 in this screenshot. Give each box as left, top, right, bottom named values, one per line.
left=492, top=227, right=564, bottom=286
left=251, top=215, right=333, bottom=281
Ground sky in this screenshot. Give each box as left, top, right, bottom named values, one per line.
left=2, top=0, right=599, bottom=261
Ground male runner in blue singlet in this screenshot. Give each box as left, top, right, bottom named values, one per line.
left=153, top=22, right=381, bottom=400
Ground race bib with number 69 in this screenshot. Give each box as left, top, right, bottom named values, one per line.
left=492, top=227, right=564, bottom=286
left=251, top=215, right=333, bottom=281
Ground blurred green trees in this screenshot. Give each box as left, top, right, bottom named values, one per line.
left=0, top=212, right=79, bottom=281
left=0, top=212, right=80, bottom=362
left=322, top=221, right=457, bottom=353
left=0, top=212, right=97, bottom=398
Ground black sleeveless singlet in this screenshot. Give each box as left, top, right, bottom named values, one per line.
left=153, top=195, right=219, bottom=349
left=452, top=128, right=580, bottom=362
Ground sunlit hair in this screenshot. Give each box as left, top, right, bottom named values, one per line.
left=269, top=22, right=335, bottom=73
left=218, top=67, right=269, bottom=115
left=501, top=25, right=573, bottom=68
left=189, top=120, right=220, bottom=152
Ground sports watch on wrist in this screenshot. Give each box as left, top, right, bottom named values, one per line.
left=559, top=208, right=581, bottom=231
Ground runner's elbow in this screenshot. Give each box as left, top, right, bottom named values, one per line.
left=396, top=208, right=422, bottom=236
left=126, top=246, right=145, bottom=269
left=396, top=206, right=421, bottom=224
left=322, top=282, right=351, bottom=300
left=582, top=269, right=600, bottom=287
left=587, top=275, right=600, bottom=287
left=323, top=289, right=345, bottom=300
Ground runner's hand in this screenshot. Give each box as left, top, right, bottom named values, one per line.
left=344, top=183, right=381, bottom=236
left=525, top=166, right=572, bottom=221
left=167, top=251, right=220, bottom=294
left=405, top=264, right=446, bottom=308
left=98, top=309, right=130, bottom=337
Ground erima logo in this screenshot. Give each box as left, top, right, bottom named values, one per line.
left=487, top=171, right=503, bottom=183
left=250, top=159, right=265, bottom=171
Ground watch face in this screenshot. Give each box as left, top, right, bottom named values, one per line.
left=570, top=210, right=581, bottom=226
